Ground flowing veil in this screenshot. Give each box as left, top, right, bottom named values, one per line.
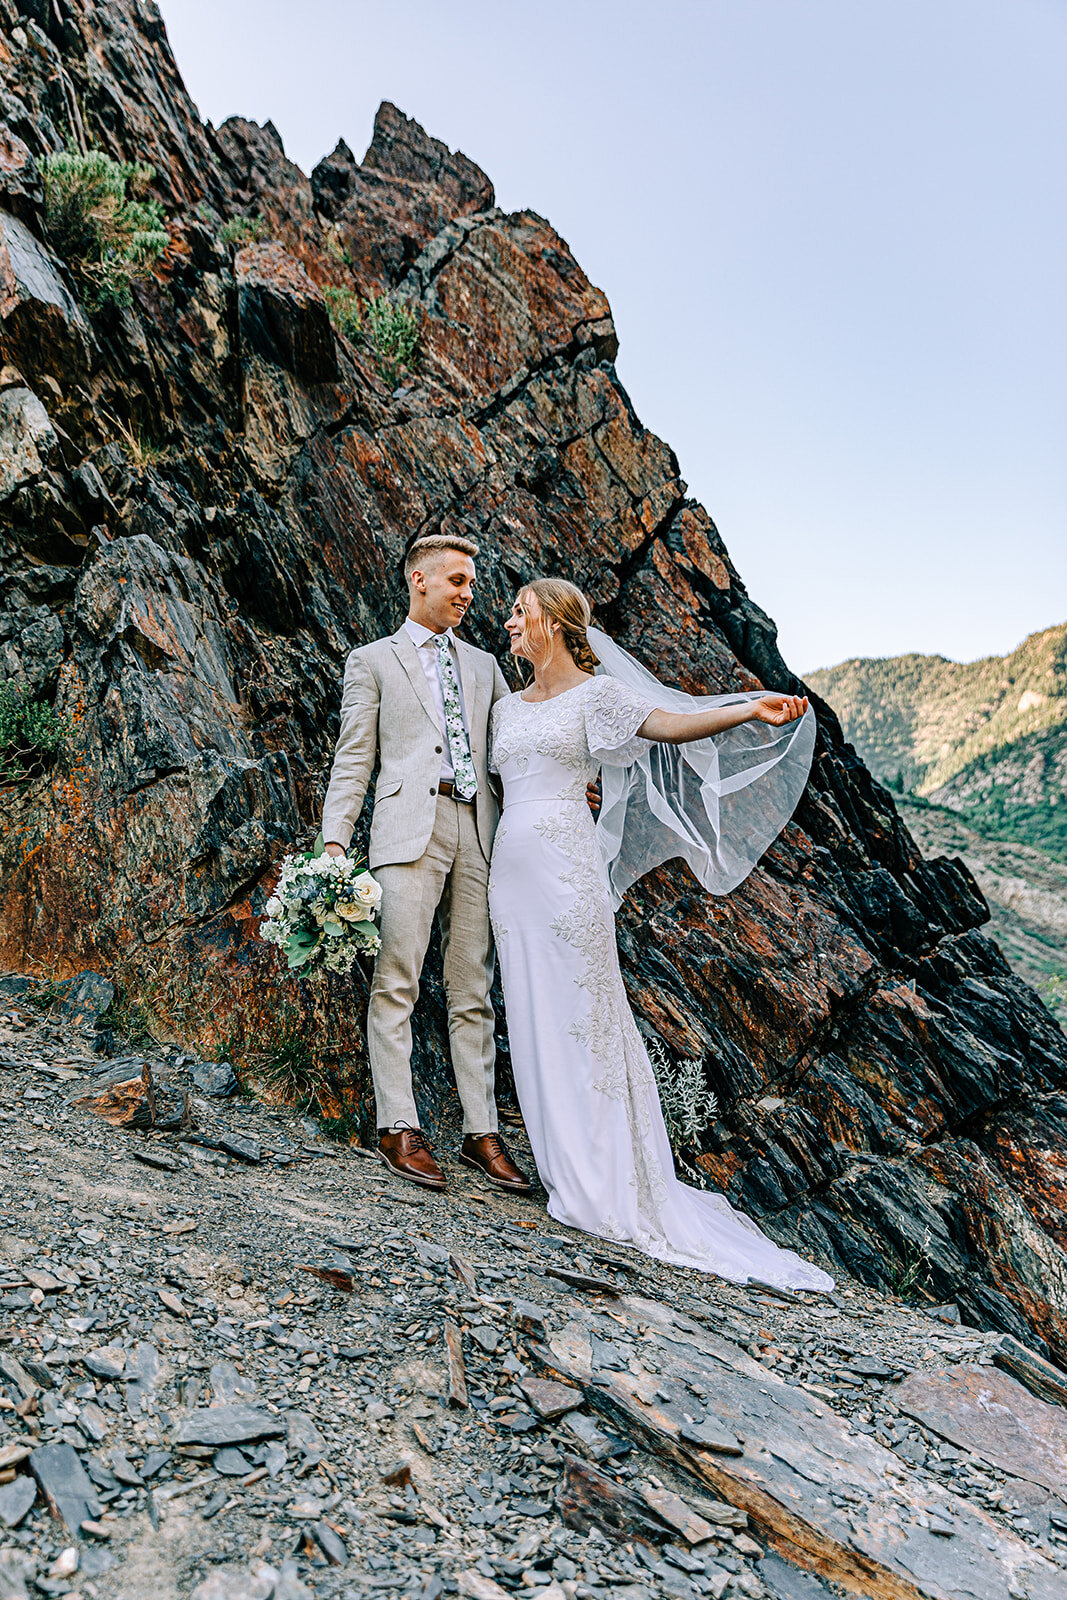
left=588, top=626, right=816, bottom=908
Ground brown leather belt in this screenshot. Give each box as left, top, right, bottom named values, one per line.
left=437, top=779, right=474, bottom=803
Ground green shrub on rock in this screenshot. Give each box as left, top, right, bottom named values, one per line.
left=41, top=146, right=168, bottom=312
left=362, top=292, right=420, bottom=388
left=0, top=680, right=73, bottom=787
left=322, top=284, right=362, bottom=343
left=219, top=214, right=267, bottom=250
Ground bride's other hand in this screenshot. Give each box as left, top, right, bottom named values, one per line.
left=752, top=693, right=808, bottom=726
left=586, top=778, right=601, bottom=814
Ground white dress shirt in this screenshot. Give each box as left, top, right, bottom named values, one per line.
left=403, top=617, right=472, bottom=783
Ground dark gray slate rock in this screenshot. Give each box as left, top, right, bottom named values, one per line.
left=174, top=1405, right=286, bottom=1446
left=30, top=1441, right=102, bottom=1534
left=0, top=1474, right=36, bottom=1528
left=217, top=1133, right=261, bottom=1163
left=82, top=1347, right=126, bottom=1380
left=0, top=1354, right=38, bottom=1403
left=189, top=1060, right=238, bottom=1097
left=55, top=971, right=114, bottom=1026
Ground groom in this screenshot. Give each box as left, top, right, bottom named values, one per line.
left=320, top=535, right=531, bottom=1193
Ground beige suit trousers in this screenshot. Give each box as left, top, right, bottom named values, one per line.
left=368, top=793, right=497, bottom=1135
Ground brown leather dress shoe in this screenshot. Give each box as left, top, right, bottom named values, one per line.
left=460, top=1132, right=532, bottom=1193
left=378, top=1126, right=446, bottom=1190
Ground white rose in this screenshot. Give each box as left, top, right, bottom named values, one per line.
left=351, top=872, right=383, bottom=911
left=334, top=899, right=372, bottom=923
left=265, top=896, right=282, bottom=918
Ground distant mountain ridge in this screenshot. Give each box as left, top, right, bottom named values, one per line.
left=807, top=622, right=1067, bottom=862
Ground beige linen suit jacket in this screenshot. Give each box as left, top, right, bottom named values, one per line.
left=321, top=627, right=510, bottom=868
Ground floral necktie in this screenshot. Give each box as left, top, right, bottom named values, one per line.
left=432, top=636, right=478, bottom=800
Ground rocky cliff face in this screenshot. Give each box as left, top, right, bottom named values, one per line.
left=2, top=0, right=1066, bottom=1364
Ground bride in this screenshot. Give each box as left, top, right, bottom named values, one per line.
left=488, top=577, right=833, bottom=1292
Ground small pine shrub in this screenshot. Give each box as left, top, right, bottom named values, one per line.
left=0, top=681, right=73, bottom=787
left=646, top=1037, right=719, bottom=1148
left=220, top=214, right=267, bottom=250
left=323, top=285, right=362, bottom=343
left=41, top=147, right=168, bottom=311
left=362, top=292, right=420, bottom=387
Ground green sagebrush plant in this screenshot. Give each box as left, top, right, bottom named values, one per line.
left=0, top=681, right=73, bottom=787
left=363, top=293, right=420, bottom=387
left=323, top=287, right=421, bottom=388
left=322, top=285, right=362, bottom=343
left=41, top=147, right=168, bottom=312
left=219, top=214, right=267, bottom=250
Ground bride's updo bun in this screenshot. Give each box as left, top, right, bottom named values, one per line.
left=519, top=578, right=600, bottom=672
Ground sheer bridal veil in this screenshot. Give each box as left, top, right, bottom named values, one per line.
left=588, top=626, right=816, bottom=909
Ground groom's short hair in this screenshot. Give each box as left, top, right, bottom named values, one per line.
left=404, top=534, right=479, bottom=583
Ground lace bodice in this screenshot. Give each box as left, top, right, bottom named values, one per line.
left=490, top=675, right=654, bottom=801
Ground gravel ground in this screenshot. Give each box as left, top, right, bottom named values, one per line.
left=0, top=975, right=1063, bottom=1600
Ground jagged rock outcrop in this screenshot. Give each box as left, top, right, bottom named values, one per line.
left=1, top=0, right=1065, bottom=1364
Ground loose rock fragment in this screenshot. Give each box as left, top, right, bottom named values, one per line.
left=511, top=1300, right=548, bottom=1337
left=214, top=1447, right=251, bottom=1477
left=545, top=1266, right=619, bottom=1296
left=295, top=1263, right=354, bottom=1293
left=30, top=1442, right=102, bottom=1534
left=174, top=1405, right=287, bottom=1447
left=0, top=1547, right=33, bottom=1600
left=558, top=1454, right=674, bottom=1542
left=991, top=1333, right=1067, bottom=1409
left=188, top=1060, right=238, bottom=1097
left=0, top=1357, right=37, bottom=1404
left=81, top=1347, right=126, bottom=1381
left=0, top=1476, right=35, bottom=1528
left=456, top=1573, right=510, bottom=1600
left=443, top=1319, right=468, bottom=1409
left=636, top=1483, right=715, bottom=1544
left=72, top=1061, right=156, bottom=1129
left=131, top=1146, right=179, bottom=1173
left=307, top=1521, right=346, bottom=1565
left=519, top=1376, right=583, bottom=1420
left=449, top=1253, right=477, bottom=1293
left=217, top=1133, right=261, bottom=1163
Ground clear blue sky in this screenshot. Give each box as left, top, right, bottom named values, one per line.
left=159, top=0, right=1066, bottom=674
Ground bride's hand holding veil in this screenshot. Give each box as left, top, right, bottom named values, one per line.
left=750, top=691, right=809, bottom=726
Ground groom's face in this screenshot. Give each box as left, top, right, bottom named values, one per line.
left=409, top=551, right=477, bottom=634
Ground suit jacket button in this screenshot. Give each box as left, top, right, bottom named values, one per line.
left=435, top=746, right=443, bottom=754
left=430, top=786, right=437, bottom=795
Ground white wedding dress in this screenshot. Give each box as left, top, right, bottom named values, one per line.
left=488, top=674, right=833, bottom=1291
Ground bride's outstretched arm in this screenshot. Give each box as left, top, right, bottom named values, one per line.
left=637, top=692, right=809, bottom=745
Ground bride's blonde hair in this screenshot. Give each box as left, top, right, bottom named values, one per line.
left=517, top=578, right=600, bottom=673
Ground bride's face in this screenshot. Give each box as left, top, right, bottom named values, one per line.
left=505, top=591, right=550, bottom=663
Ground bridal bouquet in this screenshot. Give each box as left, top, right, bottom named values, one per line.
left=259, top=835, right=383, bottom=976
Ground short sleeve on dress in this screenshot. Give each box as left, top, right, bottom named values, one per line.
left=584, top=676, right=656, bottom=766
left=488, top=698, right=503, bottom=775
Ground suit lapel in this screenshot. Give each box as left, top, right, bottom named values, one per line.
left=390, top=630, right=442, bottom=734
